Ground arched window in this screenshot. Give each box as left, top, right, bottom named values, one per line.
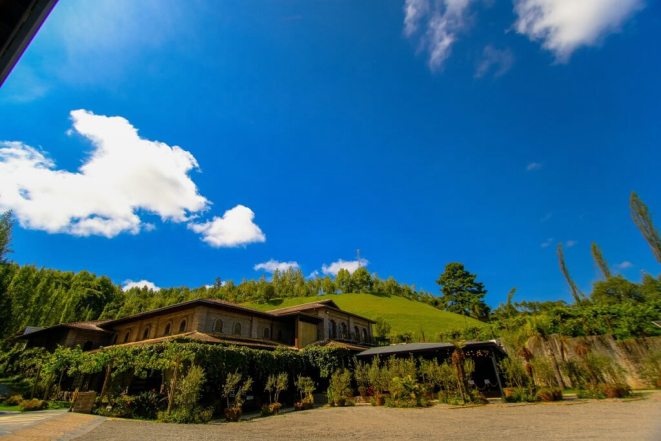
left=123, top=331, right=131, bottom=343
left=111, top=334, right=118, bottom=345
left=329, top=320, right=337, bottom=339
left=164, top=322, right=172, bottom=336
left=214, top=319, right=223, bottom=333
left=142, top=326, right=151, bottom=340
left=263, top=328, right=270, bottom=339
left=277, top=329, right=283, bottom=341
left=179, top=319, right=187, bottom=333
left=340, top=322, right=347, bottom=338
left=362, top=328, right=368, bottom=343
left=233, top=322, right=242, bottom=335
left=354, top=326, right=360, bottom=341
left=82, top=341, right=94, bottom=351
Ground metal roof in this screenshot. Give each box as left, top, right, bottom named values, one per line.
left=357, top=340, right=505, bottom=357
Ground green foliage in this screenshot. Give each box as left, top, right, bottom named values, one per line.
left=436, top=262, right=490, bottom=320
left=294, top=375, right=315, bottom=403
left=222, top=371, right=252, bottom=410
left=638, top=351, right=661, bottom=387
left=630, top=191, right=661, bottom=264
left=19, top=398, right=49, bottom=411
left=0, top=210, right=14, bottom=263
left=265, top=372, right=288, bottom=404
left=327, top=369, right=352, bottom=406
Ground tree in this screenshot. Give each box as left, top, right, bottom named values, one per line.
left=630, top=191, right=661, bottom=264
left=0, top=211, right=13, bottom=263
left=335, top=269, right=351, bottom=293
left=591, top=243, right=612, bottom=279
left=591, top=276, right=644, bottom=304
left=557, top=244, right=586, bottom=304
left=525, top=316, right=566, bottom=390
left=374, top=316, right=391, bottom=339
left=435, top=263, right=489, bottom=319
left=350, top=268, right=373, bottom=293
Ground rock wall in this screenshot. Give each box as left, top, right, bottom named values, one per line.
left=507, top=334, right=661, bottom=389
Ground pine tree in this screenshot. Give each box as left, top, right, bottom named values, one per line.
left=630, top=191, right=661, bottom=264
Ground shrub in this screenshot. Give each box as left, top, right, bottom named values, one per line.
left=536, top=387, right=563, bottom=402
left=4, top=393, right=24, bottom=406
left=327, top=369, right=351, bottom=407
left=638, top=351, right=661, bottom=388
left=294, top=375, right=315, bottom=404
left=222, top=372, right=253, bottom=422
left=132, top=390, right=163, bottom=420
left=158, top=407, right=213, bottom=424
left=163, top=365, right=209, bottom=424
left=265, top=372, right=288, bottom=406
left=386, top=375, right=426, bottom=407
left=19, top=399, right=49, bottom=411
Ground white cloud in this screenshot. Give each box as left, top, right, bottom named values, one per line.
left=403, top=0, right=475, bottom=71
left=307, top=270, right=320, bottom=279
left=541, top=238, right=554, bottom=248
left=0, top=110, right=208, bottom=237
left=122, top=279, right=160, bottom=292
left=475, top=45, right=514, bottom=78
left=254, top=259, right=300, bottom=273
left=526, top=161, right=542, bottom=171
left=614, top=261, right=633, bottom=269
left=321, top=258, right=369, bottom=276
left=188, top=205, right=266, bottom=248
left=565, top=240, right=577, bottom=248
left=512, top=0, right=645, bottom=62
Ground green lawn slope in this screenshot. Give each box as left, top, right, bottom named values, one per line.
left=243, top=293, right=485, bottom=341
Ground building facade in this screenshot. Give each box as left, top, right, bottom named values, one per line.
left=17, top=298, right=376, bottom=352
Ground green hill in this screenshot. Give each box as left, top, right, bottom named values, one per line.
left=243, top=293, right=485, bottom=341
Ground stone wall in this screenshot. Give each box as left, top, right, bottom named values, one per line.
left=519, top=334, right=661, bottom=388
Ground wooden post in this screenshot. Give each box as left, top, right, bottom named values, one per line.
left=490, top=350, right=505, bottom=399
left=31, top=365, right=42, bottom=399
left=98, top=359, right=114, bottom=403
left=294, top=316, right=299, bottom=348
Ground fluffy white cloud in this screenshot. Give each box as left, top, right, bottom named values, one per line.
left=188, top=205, right=266, bottom=248
left=526, top=162, right=542, bottom=171
left=513, top=0, right=645, bottom=62
left=403, top=0, right=475, bottom=71
left=307, top=270, right=320, bottom=279
left=475, top=45, right=515, bottom=78
left=122, top=279, right=160, bottom=292
left=254, top=259, right=300, bottom=273
left=541, top=238, right=554, bottom=248
left=565, top=240, right=577, bottom=248
left=0, top=110, right=208, bottom=237
left=321, top=258, right=369, bottom=276
left=614, top=261, right=634, bottom=269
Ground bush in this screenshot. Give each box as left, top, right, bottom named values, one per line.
left=158, top=407, right=213, bottom=424
left=3, top=393, right=23, bottom=406
left=19, top=399, right=49, bottom=411
left=639, top=351, right=661, bottom=388
left=94, top=394, right=134, bottom=418
left=327, top=369, right=351, bottom=407
left=536, top=387, right=563, bottom=402
left=132, top=390, right=163, bottom=420
left=503, top=387, right=537, bottom=403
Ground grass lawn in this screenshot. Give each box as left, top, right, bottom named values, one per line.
left=0, top=404, right=21, bottom=412
left=244, top=293, right=486, bottom=340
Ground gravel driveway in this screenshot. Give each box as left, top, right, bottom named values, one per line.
left=78, top=392, right=661, bottom=441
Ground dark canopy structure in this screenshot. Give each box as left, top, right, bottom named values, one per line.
left=0, top=0, right=58, bottom=87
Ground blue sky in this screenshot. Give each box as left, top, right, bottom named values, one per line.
left=1, top=0, right=660, bottom=306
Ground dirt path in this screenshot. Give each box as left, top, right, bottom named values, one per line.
left=79, top=392, right=661, bottom=441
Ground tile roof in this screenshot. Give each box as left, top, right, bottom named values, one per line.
left=104, top=331, right=288, bottom=350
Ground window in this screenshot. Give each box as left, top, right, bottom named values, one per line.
left=340, top=322, right=347, bottom=338
left=142, top=326, right=151, bottom=340
left=277, top=329, right=283, bottom=341
left=179, top=320, right=187, bottom=333
left=214, top=319, right=223, bottom=333
left=111, top=334, right=118, bottom=345
left=82, top=341, right=93, bottom=351
left=263, top=327, right=270, bottom=339
left=362, top=328, right=368, bottom=342
left=354, top=326, right=360, bottom=341
left=329, top=320, right=337, bottom=339
left=233, top=322, right=242, bottom=335
left=164, top=322, right=171, bottom=336
left=123, top=331, right=131, bottom=343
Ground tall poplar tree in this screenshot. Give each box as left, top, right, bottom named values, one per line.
left=557, top=243, right=586, bottom=303
left=630, top=191, right=661, bottom=264
left=591, top=242, right=612, bottom=279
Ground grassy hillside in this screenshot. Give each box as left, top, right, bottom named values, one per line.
left=243, top=293, right=485, bottom=341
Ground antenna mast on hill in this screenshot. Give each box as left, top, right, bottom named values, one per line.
left=357, top=249, right=361, bottom=268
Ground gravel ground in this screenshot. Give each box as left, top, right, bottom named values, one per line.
left=79, top=392, right=661, bottom=441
